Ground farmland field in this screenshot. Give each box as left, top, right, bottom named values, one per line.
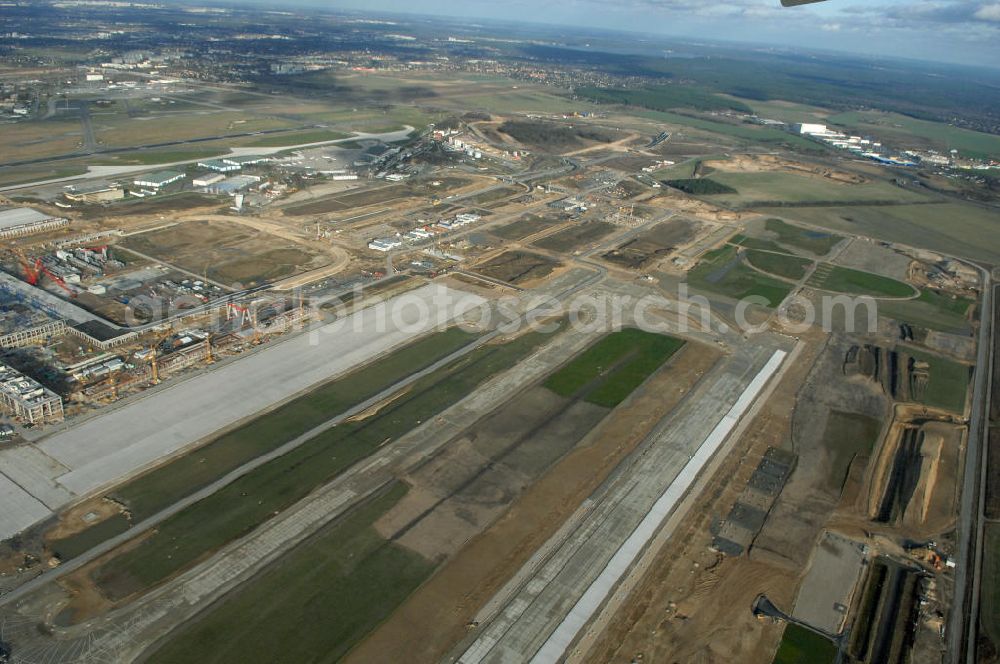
left=772, top=624, right=838, bottom=664
left=744, top=249, right=813, bottom=281
left=827, top=110, right=1000, bottom=161
left=807, top=264, right=916, bottom=298
left=544, top=328, right=685, bottom=407
left=877, top=289, right=974, bottom=334
left=706, top=171, right=929, bottom=207
left=757, top=204, right=1000, bottom=264
left=903, top=346, right=971, bottom=413
left=761, top=219, right=844, bottom=256
left=147, top=483, right=433, bottom=664
left=533, top=221, right=617, bottom=253
left=687, top=245, right=793, bottom=307
left=87, top=327, right=560, bottom=601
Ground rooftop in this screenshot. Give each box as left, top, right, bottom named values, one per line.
left=0, top=207, right=58, bottom=231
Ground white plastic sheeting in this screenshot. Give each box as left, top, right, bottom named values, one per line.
left=530, top=349, right=788, bottom=663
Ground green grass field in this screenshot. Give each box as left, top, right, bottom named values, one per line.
left=247, top=129, right=352, bottom=147
left=92, top=326, right=560, bottom=600
left=147, top=483, right=433, bottom=664
left=739, top=97, right=832, bottom=125
left=94, top=113, right=298, bottom=149
left=544, top=328, right=685, bottom=408
left=90, top=148, right=224, bottom=166
left=763, top=219, right=843, bottom=256
left=0, top=164, right=89, bottom=188
left=50, top=514, right=131, bottom=561
left=756, top=204, right=1000, bottom=265
left=827, top=110, right=1000, bottom=161
left=820, top=411, right=882, bottom=492
left=730, top=234, right=786, bottom=253
left=577, top=85, right=752, bottom=113
left=877, top=289, right=974, bottom=334
left=635, top=110, right=820, bottom=151
left=688, top=245, right=793, bottom=307
left=654, top=159, right=702, bottom=179
left=903, top=346, right=971, bottom=413
left=706, top=171, right=930, bottom=207
left=744, top=249, right=813, bottom=281
left=980, top=523, right=1000, bottom=651
left=808, top=264, right=916, bottom=298
left=772, top=624, right=838, bottom=664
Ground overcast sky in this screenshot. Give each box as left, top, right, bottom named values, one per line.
left=325, top=0, right=1000, bottom=68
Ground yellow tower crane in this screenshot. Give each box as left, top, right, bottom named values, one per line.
left=147, top=329, right=174, bottom=385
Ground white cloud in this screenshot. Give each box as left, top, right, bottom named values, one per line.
left=975, top=2, right=1000, bottom=20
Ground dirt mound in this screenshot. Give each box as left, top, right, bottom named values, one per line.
left=704, top=154, right=868, bottom=185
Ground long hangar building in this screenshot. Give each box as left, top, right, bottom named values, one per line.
left=0, top=207, right=68, bottom=239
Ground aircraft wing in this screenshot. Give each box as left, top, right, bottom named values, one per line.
left=781, top=0, right=828, bottom=5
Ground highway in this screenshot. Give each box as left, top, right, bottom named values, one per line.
left=950, top=269, right=994, bottom=664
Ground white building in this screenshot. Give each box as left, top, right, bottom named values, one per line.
left=193, top=173, right=226, bottom=187
left=368, top=237, right=403, bottom=252
left=795, top=123, right=829, bottom=136
left=133, top=170, right=184, bottom=189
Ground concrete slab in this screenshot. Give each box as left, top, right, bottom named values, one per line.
left=455, top=343, right=790, bottom=664
left=0, top=283, right=485, bottom=541
left=0, top=473, right=51, bottom=539
left=791, top=531, right=867, bottom=634
left=0, top=446, right=72, bottom=510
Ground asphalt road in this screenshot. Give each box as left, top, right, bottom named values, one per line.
left=949, top=268, right=993, bottom=664
left=0, top=125, right=317, bottom=169
left=0, top=268, right=609, bottom=664
left=0, top=326, right=502, bottom=608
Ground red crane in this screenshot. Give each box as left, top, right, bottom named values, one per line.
left=12, top=248, right=42, bottom=285
left=38, top=265, right=76, bottom=298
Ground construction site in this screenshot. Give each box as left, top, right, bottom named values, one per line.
left=0, top=82, right=988, bottom=664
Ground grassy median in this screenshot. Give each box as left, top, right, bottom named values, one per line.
left=90, top=324, right=561, bottom=600
left=50, top=327, right=479, bottom=561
